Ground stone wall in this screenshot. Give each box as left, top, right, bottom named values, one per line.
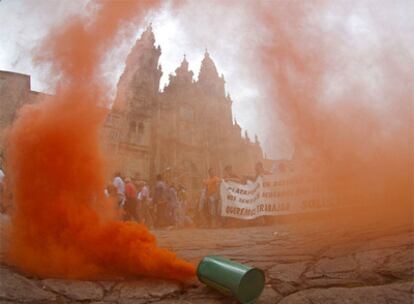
left=0, top=71, right=46, bottom=160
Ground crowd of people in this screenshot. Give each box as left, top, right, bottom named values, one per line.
left=106, top=161, right=277, bottom=229
left=0, top=159, right=285, bottom=229
left=106, top=171, right=193, bottom=229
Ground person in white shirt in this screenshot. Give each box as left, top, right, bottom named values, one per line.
left=0, top=168, right=4, bottom=184
left=112, top=172, right=125, bottom=207
left=137, top=181, right=153, bottom=227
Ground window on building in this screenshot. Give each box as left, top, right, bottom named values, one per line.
left=128, top=120, right=145, bottom=143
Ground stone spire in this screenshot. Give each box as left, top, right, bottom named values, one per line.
left=198, top=50, right=225, bottom=96
left=141, top=23, right=155, bottom=46
left=174, top=54, right=193, bottom=80
left=226, top=93, right=232, bottom=103
left=234, top=118, right=240, bottom=128
left=244, top=130, right=250, bottom=141
left=198, top=50, right=219, bottom=83
left=166, top=54, right=194, bottom=90
left=233, top=118, right=241, bottom=136
left=180, top=54, right=189, bottom=69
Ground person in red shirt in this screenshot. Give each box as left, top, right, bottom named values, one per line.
left=124, top=177, right=138, bottom=221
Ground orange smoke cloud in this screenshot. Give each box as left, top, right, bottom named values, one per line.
left=257, top=2, right=413, bottom=221
left=6, top=0, right=195, bottom=280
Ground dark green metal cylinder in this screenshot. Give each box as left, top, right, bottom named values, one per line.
left=197, top=256, right=265, bottom=304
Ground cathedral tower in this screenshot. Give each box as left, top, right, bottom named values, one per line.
left=114, top=25, right=162, bottom=112
left=104, top=25, right=162, bottom=179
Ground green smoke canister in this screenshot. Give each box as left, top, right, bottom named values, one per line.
left=197, top=256, right=265, bottom=304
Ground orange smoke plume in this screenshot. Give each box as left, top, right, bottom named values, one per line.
left=257, top=2, right=413, bottom=222
left=6, top=0, right=195, bottom=280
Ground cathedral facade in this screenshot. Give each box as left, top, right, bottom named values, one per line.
left=103, top=26, right=264, bottom=198
left=0, top=26, right=264, bottom=201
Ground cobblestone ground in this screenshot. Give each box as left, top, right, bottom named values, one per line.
left=0, top=214, right=413, bottom=303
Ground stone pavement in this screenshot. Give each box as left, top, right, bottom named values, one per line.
left=0, top=215, right=413, bottom=303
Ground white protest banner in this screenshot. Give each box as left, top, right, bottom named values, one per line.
left=220, top=173, right=347, bottom=219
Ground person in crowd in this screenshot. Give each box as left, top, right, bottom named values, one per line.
left=135, top=181, right=144, bottom=221
left=153, top=174, right=168, bottom=227
left=223, top=165, right=242, bottom=183
left=177, top=184, right=187, bottom=206
left=124, top=177, right=138, bottom=221
left=164, top=167, right=172, bottom=184
left=197, top=186, right=208, bottom=227
left=254, top=161, right=271, bottom=179
left=244, top=161, right=273, bottom=182
left=105, top=183, right=118, bottom=200
left=112, top=172, right=125, bottom=207
left=176, top=184, right=193, bottom=228
left=137, top=180, right=153, bottom=227
left=244, top=162, right=269, bottom=183
left=166, top=182, right=178, bottom=228
left=203, top=168, right=221, bottom=228
left=0, top=163, right=13, bottom=214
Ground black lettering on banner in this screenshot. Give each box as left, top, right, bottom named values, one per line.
left=227, top=194, right=236, bottom=201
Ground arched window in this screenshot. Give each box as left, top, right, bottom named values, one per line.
left=127, top=121, right=145, bottom=143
